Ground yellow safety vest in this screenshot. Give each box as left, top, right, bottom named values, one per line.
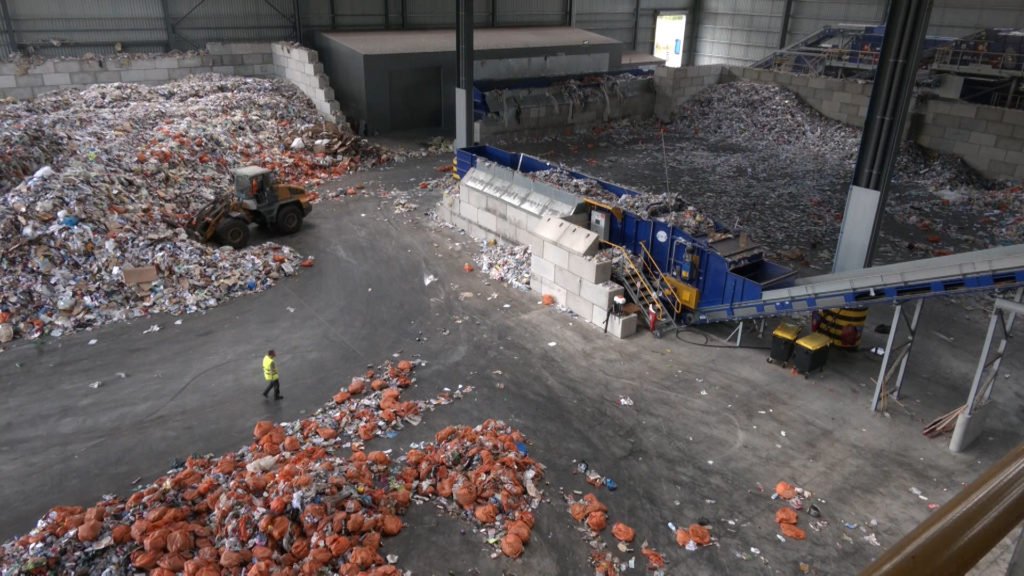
left=262, top=355, right=278, bottom=381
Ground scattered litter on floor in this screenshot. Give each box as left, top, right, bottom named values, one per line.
left=0, top=359, right=547, bottom=574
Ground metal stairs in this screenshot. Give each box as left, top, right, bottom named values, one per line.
left=605, top=240, right=685, bottom=328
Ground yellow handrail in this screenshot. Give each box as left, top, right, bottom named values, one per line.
left=637, top=241, right=684, bottom=316
left=601, top=240, right=670, bottom=321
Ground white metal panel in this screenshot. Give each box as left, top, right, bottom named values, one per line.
left=461, top=162, right=583, bottom=219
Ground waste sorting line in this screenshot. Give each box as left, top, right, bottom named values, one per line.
left=454, top=144, right=1024, bottom=327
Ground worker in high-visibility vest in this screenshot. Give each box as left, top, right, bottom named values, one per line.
left=262, top=349, right=283, bottom=400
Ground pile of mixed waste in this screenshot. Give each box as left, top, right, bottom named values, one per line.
left=497, top=80, right=1021, bottom=266
left=0, top=74, right=391, bottom=343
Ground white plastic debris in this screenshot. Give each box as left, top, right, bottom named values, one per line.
left=32, top=166, right=55, bottom=180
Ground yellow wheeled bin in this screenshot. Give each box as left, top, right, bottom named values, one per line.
left=793, top=332, right=831, bottom=377
left=768, top=323, right=802, bottom=366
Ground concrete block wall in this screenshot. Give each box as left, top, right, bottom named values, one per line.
left=437, top=179, right=635, bottom=338
left=271, top=42, right=345, bottom=126
left=0, top=43, right=274, bottom=100
left=723, top=66, right=872, bottom=128
left=914, top=100, right=1024, bottom=181
left=722, top=67, right=1023, bottom=180
left=653, top=64, right=725, bottom=121
left=0, top=42, right=345, bottom=127
left=530, top=216, right=632, bottom=337
left=479, top=76, right=655, bottom=139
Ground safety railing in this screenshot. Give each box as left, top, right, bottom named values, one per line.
left=638, top=241, right=685, bottom=317
left=602, top=240, right=669, bottom=321
left=931, top=48, right=1024, bottom=72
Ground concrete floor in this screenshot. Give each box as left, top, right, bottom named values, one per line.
left=2, top=148, right=1022, bottom=575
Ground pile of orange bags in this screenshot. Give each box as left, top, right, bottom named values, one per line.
left=568, top=493, right=608, bottom=534
left=0, top=359, right=539, bottom=574
left=402, top=419, right=543, bottom=558
left=773, top=480, right=808, bottom=540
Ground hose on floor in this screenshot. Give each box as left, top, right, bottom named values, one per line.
left=674, top=326, right=771, bottom=350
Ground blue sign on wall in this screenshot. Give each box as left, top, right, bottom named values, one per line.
left=674, top=39, right=682, bottom=54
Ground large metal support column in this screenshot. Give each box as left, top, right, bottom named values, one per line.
left=684, top=0, right=700, bottom=66
left=832, top=0, right=934, bottom=273
left=633, top=0, right=642, bottom=51
left=292, top=0, right=302, bottom=43
left=858, top=442, right=1024, bottom=575
left=0, top=0, right=14, bottom=56
left=566, top=0, right=576, bottom=27
left=870, top=299, right=923, bottom=412
left=950, top=288, right=1023, bottom=452
left=455, top=0, right=475, bottom=149
left=778, top=0, right=793, bottom=49
left=159, top=0, right=175, bottom=51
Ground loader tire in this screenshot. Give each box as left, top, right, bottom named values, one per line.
left=274, top=204, right=303, bottom=235
left=216, top=217, right=250, bottom=249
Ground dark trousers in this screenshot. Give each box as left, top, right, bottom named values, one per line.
left=262, top=379, right=281, bottom=398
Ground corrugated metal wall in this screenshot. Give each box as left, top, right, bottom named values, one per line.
left=7, top=0, right=166, bottom=56
left=785, top=0, right=883, bottom=47
left=575, top=0, right=639, bottom=46
left=1, top=0, right=1021, bottom=66
left=574, top=0, right=696, bottom=54
left=699, top=0, right=1024, bottom=65
left=929, top=0, right=1024, bottom=38
left=167, top=0, right=296, bottom=49
left=697, top=0, right=787, bottom=65
left=1, top=0, right=299, bottom=57
left=0, top=0, right=15, bottom=56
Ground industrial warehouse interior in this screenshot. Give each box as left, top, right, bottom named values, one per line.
left=2, top=0, right=1024, bottom=574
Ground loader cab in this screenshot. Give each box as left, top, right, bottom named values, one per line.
left=232, top=166, right=274, bottom=209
